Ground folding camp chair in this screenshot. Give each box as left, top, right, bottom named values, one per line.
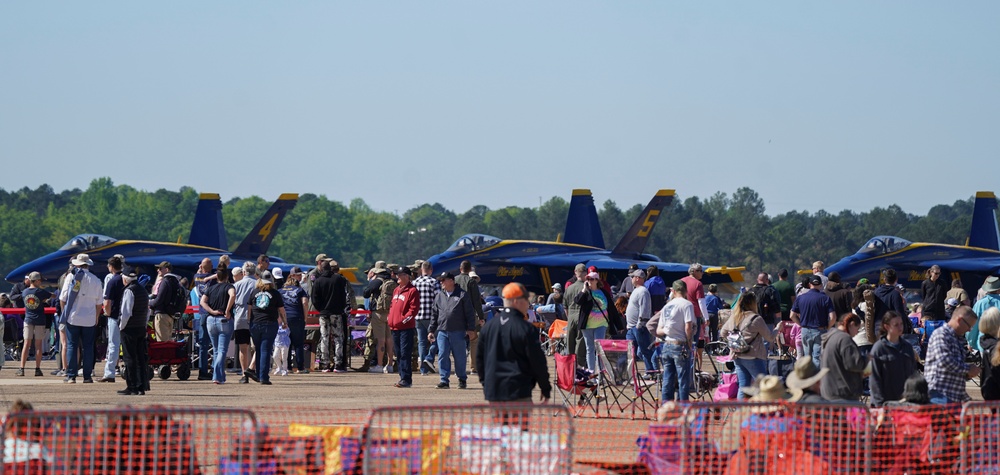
left=596, top=340, right=632, bottom=417
left=554, top=353, right=599, bottom=417
left=545, top=320, right=568, bottom=356
left=626, top=340, right=660, bottom=420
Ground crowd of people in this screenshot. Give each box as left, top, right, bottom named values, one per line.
left=0, top=253, right=552, bottom=406
left=603, top=259, right=1000, bottom=408
left=5, top=250, right=1000, bottom=410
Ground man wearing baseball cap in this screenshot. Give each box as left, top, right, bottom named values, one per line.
left=388, top=266, right=420, bottom=387
left=428, top=272, right=476, bottom=389
left=790, top=274, right=837, bottom=369
left=476, top=282, right=551, bottom=403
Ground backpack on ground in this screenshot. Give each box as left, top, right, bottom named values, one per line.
left=164, top=275, right=188, bottom=315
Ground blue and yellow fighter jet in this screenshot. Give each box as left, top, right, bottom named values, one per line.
left=5, top=194, right=304, bottom=285
left=825, top=192, right=1000, bottom=288
left=427, top=189, right=744, bottom=293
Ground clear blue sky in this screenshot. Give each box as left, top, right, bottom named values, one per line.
left=2, top=2, right=997, bottom=216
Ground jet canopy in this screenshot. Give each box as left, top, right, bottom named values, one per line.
left=447, top=234, right=501, bottom=253
left=58, top=234, right=118, bottom=253
left=856, top=236, right=911, bottom=256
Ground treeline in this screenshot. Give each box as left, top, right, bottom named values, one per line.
left=0, top=179, right=978, bottom=286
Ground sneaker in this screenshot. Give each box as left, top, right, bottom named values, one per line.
left=15, top=368, right=24, bottom=377
left=333, top=368, right=347, bottom=373
left=244, top=370, right=259, bottom=382
left=421, top=360, right=438, bottom=374
left=458, top=380, right=467, bottom=389
left=63, top=377, right=76, bottom=384
left=51, top=369, right=65, bottom=376
left=321, top=368, right=332, bottom=373
left=98, top=377, right=116, bottom=383
left=34, top=368, right=43, bottom=377
left=260, top=381, right=272, bottom=385
left=383, top=365, right=393, bottom=374
left=239, top=376, right=249, bottom=384
left=435, top=382, right=450, bottom=389
left=393, top=381, right=411, bottom=388
left=299, top=369, right=310, bottom=374
left=197, top=373, right=213, bottom=381
left=83, top=378, right=94, bottom=384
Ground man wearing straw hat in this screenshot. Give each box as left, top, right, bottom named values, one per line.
left=785, top=357, right=829, bottom=404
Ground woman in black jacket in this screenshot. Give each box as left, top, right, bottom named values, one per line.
left=978, top=306, right=1000, bottom=400
left=869, top=311, right=917, bottom=406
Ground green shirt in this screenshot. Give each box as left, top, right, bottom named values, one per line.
left=772, top=279, right=795, bottom=314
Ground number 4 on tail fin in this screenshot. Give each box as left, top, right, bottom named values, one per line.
left=233, top=194, right=299, bottom=256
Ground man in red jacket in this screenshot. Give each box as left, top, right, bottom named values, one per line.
left=388, top=266, right=420, bottom=388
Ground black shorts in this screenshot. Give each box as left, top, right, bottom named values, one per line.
left=234, top=329, right=252, bottom=345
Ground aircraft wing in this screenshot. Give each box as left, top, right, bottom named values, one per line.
left=915, top=257, right=1000, bottom=274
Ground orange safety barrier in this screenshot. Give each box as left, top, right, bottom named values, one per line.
left=8, top=401, right=1000, bottom=474
left=2, top=407, right=257, bottom=474
left=362, top=404, right=573, bottom=474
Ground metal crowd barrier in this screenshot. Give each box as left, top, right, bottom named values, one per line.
left=362, top=403, right=574, bottom=475
left=2, top=407, right=259, bottom=475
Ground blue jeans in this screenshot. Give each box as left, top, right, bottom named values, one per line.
left=801, top=327, right=827, bottom=369
left=250, top=322, right=279, bottom=384
left=207, top=316, right=233, bottom=383
left=436, top=330, right=468, bottom=384
left=582, top=326, right=608, bottom=373
left=627, top=326, right=658, bottom=373
left=194, top=312, right=212, bottom=375
left=103, top=318, right=121, bottom=379
left=734, top=357, right=768, bottom=399
left=392, top=328, right=415, bottom=385
left=287, top=318, right=306, bottom=371
left=416, top=319, right=438, bottom=372
left=660, top=343, right=692, bottom=402
left=65, top=324, right=97, bottom=380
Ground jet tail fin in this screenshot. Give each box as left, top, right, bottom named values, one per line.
left=611, top=189, right=675, bottom=255
left=232, top=194, right=299, bottom=256
left=968, top=191, right=1000, bottom=251
left=562, top=189, right=605, bottom=249
left=187, top=193, right=227, bottom=249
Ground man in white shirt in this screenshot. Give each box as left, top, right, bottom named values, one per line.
left=655, top=279, right=695, bottom=401
left=58, top=254, right=104, bottom=384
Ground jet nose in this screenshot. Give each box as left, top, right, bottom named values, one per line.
left=5, top=253, right=71, bottom=285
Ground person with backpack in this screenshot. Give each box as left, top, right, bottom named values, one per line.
left=149, top=261, right=185, bottom=342
left=720, top=291, right=783, bottom=399
left=362, top=262, right=395, bottom=373
left=747, top=273, right=782, bottom=329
